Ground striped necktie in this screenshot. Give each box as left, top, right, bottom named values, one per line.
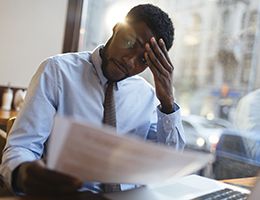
left=103, top=82, right=116, bottom=127
left=101, top=82, right=121, bottom=193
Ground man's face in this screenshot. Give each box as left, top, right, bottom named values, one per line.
left=102, top=21, right=155, bottom=82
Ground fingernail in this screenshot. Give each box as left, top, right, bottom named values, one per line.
left=159, top=38, right=164, bottom=43
left=151, top=37, right=156, bottom=42
left=145, top=43, right=150, bottom=49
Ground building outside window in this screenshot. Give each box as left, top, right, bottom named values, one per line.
left=77, top=0, right=260, bottom=179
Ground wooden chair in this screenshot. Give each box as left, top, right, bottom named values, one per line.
left=0, top=117, right=17, bottom=196
left=0, top=129, right=7, bottom=164
left=0, top=117, right=16, bottom=163
left=6, top=117, right=16, bottom=135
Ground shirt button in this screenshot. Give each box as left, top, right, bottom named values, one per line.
left=164, top=119, right=173, bottom=132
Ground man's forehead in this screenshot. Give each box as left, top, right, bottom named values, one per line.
left=119, top=21, right=154, bottom=43
left=118, top=22, right=136, bottom=36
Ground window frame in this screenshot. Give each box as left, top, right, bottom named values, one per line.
left=62, top=0, right=84, bottom=53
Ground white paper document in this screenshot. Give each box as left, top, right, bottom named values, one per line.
left=47, top=116, right=213, bottom=185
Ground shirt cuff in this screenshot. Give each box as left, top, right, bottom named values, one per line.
left=157, top=103, right=181, bottom=133
left=157, top=103, right=185, bottom=149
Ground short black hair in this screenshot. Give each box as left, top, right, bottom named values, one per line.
left=126, top=4, right=174, bottom=51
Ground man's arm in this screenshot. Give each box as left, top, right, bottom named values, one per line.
left=145, top=37, right=175, bottom=114
left=145, top=37, right=185, bottom=149
left=0, top=59, right=56, bottom=189
left=0, top=58, right=82, bottom=195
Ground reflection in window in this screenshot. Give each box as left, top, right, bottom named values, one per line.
left=78, top=0, right=260, bottom=179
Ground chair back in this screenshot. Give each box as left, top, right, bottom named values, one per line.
left=0, top=117, right=16, bottom=163
left=0, top=129, right=7, bottom=164
left=6, top=117, right=16, bottom=135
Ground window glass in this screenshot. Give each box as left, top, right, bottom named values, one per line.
left=79, top=0, right=260, bottom=179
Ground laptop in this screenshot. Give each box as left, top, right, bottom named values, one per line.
left=104, top=174, right=259, bottom=200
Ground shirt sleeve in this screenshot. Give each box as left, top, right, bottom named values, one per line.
left=0, top=58, right=58, bottom=190
left=147, top=103, right=186, bottom=150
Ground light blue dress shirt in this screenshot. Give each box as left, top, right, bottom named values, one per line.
left=0, top=45, right=185, bottom=192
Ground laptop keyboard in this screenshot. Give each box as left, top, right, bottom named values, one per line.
left=192, top=188, right=249, bottom=200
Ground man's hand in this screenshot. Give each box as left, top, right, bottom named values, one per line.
left=145, top=37, right=174, bottom=114
left=14, top=160, right=83, bottom=196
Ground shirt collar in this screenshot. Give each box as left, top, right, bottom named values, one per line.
left=90, top=45, right=126, bottom=90
left=90, top=45, right=108, bottom=87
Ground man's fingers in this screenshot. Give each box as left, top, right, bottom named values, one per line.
left=145, top=43, right=168, bottom=76
left=159, top=38, right=174, bottom=68
left=150, top=37, right=172, bottom=72
left=144, top=52, right=158, bottom=76
left=19, top=161, right=82, bottom=195
left=29, top=164, right=82, bottom=186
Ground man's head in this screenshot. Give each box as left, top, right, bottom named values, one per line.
left=101, top=4, right=174, bottom=82
left=126, top=4, right=174, bottom=51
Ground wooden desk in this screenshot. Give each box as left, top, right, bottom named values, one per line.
left=0, top=109, right=17, bottom=130
left=222, top=176, right=258, bottom=189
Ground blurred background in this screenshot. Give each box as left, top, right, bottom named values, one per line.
left=78, top=0, right=260, bottom=121
left=0, top=0, right=260, bottom=180
left=78, top=0, right=260, bottom=169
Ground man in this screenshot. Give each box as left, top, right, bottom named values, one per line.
left=0, top=4, right=185, bottom=195
left=233, top=89, right=260, bottom=133
left=233, top=88, right=260, bottom=161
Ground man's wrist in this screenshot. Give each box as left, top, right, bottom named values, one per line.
left=160, top=103, right=175, bottom=114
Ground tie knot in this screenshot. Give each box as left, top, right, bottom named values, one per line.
left=106, top=82, right=114, bottom=92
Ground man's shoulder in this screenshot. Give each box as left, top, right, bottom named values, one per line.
left=48, top=51, right=91, bottom=64
left=38, top=51, right=92, bottom=73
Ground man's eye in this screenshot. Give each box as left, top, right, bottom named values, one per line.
left=125, top=40, right=134, bottom=48
left=141, top=57, right=147, bottom=65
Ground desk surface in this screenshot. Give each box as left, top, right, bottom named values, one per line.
left=0, top=177, right=257, bottom=200
left=0, top=109, right=17, bottom=127
left=222, top=176, right=258, bottom=189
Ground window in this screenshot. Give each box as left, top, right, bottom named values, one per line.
left=76, top=0, right=260, bottom=179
